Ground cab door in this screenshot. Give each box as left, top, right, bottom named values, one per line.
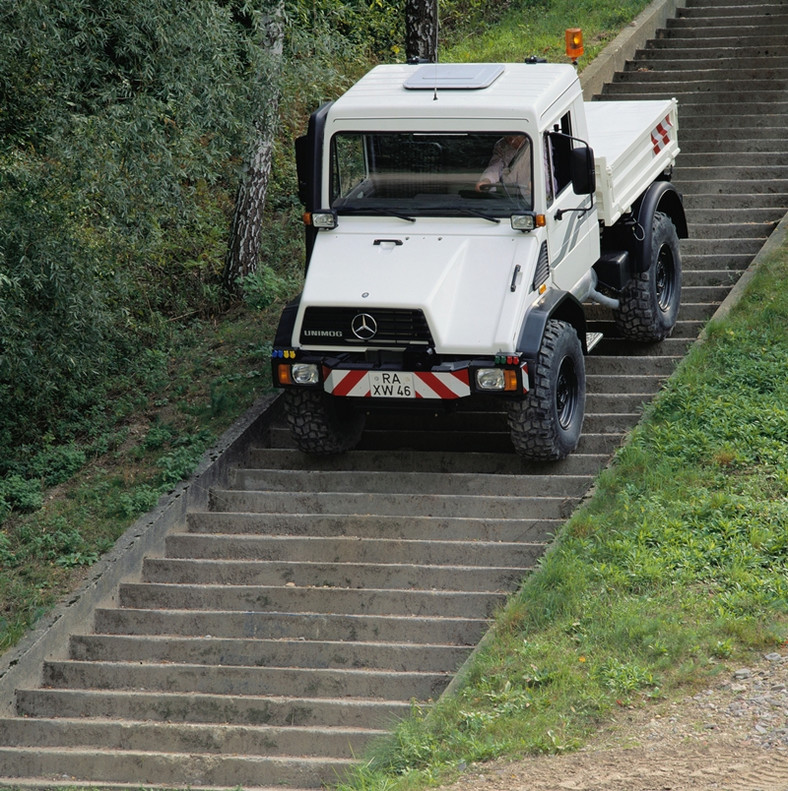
left=543, top=111, right=599, bottom=293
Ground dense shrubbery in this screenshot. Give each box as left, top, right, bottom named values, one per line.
left=1, top=1, right=268, bottom=448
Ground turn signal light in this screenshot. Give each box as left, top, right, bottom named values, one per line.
left=566, top=28, right=583, bottom=62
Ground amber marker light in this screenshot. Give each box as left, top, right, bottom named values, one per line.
left=503, top=369, right=518, bottom=392
left=277, top=364, right=292, bottom=386
left=565, top=28, right=583, bottom=64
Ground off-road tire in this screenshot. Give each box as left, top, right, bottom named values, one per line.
left=508, top=319, right=586, bottom=461
left=614, top=210, right=681, bottom=342
left=283, top=389, right=365, bottom=455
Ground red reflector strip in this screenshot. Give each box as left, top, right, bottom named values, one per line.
left=650, top=114, right=672, bottom=155
left=415, top=370, right=470, bottom=399
left=325, top=369, right=369, bottom=397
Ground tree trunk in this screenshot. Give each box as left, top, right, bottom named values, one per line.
left=405, top=0, right=438, bottom=63
left=223, top=2, right=284, bottom=291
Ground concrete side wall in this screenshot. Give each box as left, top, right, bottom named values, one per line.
left=0, top=394, right=281, bottom=715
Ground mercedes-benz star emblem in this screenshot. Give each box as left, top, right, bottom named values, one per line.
left=351, top=313, right=378, bottom=340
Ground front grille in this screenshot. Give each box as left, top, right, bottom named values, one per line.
left=300, top=307, right=434, bottom=347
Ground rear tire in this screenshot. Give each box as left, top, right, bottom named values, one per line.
left=283, top=389, right=365, bottom=455
left=508, top=319, right=586, bottom=461
left=614, top=211, right=681, bottom=342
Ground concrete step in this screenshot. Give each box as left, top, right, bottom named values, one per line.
left=681, top=207, right=787, bottom=223
left=187, top=510, right=562, bottom=542
left=0, top=716, right=384, bottom=760
left=42, top=659, right=450, bottom=700
left=666, top=15, right=788, bottom=30
left=681, top=192, right=788, bottom=209
left=15, top=687, right=411, bottom=727
left=116, top=580, right=511, bottom=617
left=644, top=41, right=788, bottom=56
left=619, top=65, right=788, bottom=81
left=141, top=557, right=534, bottom=592
left=678, top=238, right=770, bottom=256
left=186, top=508, right=558, bottom=539
left=603, top=81, right=788, bottom=98
left=207, top=487, right=576, bottom=519
left=676, top=179, right=788, bottom=197
left=628, top=53, right=788, bottom=70
left=678, top=3, right=788, bottom=17
left=688, top=221, right=779, bottom=239
left=96, top=606, right=489, bottom=646
left=68, top=633, right=472, bottom=672
left=584, top=353, right=681, bottom=373
left=243, top=447, right=604, bottom=476
left=161, top=533, right=547, bottom=569
left=229, top=468, right=594, bottom=497
left=0, top=745, right=354, bottom=789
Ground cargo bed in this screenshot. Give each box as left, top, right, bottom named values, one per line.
left=585, top=98, right=679, bottom=226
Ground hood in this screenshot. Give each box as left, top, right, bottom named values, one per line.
left=296, top=222, right=540, bottom=355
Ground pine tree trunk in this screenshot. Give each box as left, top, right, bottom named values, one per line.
left=405, top=0, right=438, bottom=63
left=223, top=2, right=284, bottom=291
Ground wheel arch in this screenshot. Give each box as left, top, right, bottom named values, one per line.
left=634, top=181, right=688, bottom=273
left=517, top=291, right=588, bottom=361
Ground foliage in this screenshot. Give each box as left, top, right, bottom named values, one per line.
left=288, top=0, right=405, bottom=57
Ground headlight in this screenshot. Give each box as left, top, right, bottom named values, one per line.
left=476, top=368, right=506, bottom=391
left=291, top=363, right=320, bottom=385
left=475, top=367, right=519, bottom=392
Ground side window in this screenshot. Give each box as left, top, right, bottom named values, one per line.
left=544, top=112, right=573, bottom=204
left=330, top=134, right=368, bottom=203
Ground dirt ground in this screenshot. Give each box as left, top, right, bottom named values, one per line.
left=436, top=653, right=788, bottom=791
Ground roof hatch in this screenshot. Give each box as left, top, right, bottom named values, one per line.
left=403, top=63, right=505, bottom=90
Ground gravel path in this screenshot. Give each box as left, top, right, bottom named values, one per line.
left=437, top=652, right=788, bottom=791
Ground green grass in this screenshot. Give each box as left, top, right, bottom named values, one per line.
left=440, top=0, right=652, bottom=63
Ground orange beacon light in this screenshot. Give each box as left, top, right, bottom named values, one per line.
left=566, top=28, right=584, bottom=64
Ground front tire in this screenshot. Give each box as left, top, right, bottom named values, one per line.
left=283, top=389, right=365, bottom=455
left=508, top=319, right=586, bottom=461
left=614, top=210, right=681, bottom=342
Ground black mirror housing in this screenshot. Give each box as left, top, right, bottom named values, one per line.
left=570, top=145, right=596, bottom=195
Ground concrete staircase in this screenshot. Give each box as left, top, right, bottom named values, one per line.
left=1, top=1, right=787, bottom=788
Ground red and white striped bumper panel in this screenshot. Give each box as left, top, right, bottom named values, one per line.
left=324, top=369, right=471, bottom=399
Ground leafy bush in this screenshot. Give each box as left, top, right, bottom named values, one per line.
left=0, top=476, right=43, bottom=514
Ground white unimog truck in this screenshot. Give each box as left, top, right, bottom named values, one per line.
left=271, top=60, right=687, bottom=460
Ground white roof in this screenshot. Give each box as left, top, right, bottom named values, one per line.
left=327, top=63, right=580, bottom=126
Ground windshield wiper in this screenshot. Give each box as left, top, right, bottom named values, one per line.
left=337, top=206, right=416, bottom=223
left=454, top=207, right=501, bottom=223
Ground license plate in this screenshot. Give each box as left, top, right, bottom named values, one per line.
left=368, top=371, right=415, bottom=398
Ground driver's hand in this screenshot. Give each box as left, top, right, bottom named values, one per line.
left=475, top=178, right=492, bottom=192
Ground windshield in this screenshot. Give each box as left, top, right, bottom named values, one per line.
left=329, top=131, right=533, bottom=217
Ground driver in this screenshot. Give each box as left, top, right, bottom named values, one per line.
left=475, top=134, right=531, bottom=202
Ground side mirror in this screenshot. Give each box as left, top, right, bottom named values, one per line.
left=570, top=145, right=596, bottom=196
